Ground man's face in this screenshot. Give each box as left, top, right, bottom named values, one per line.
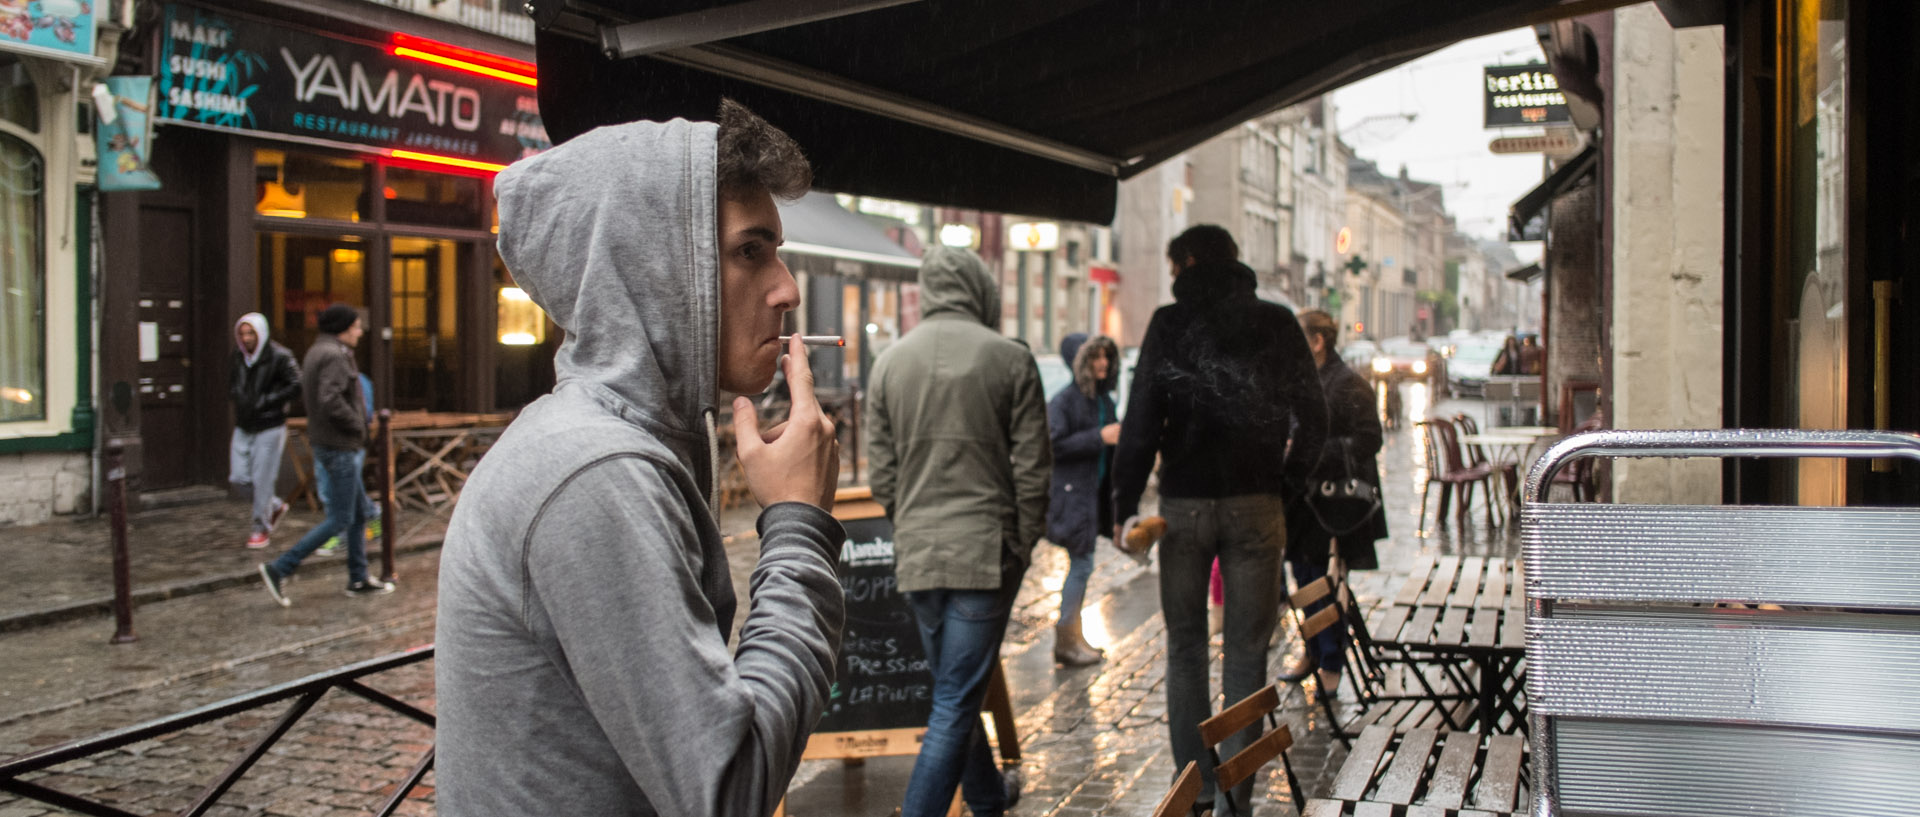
left=339, top=318, right=364, bottom=347
left=237, top=323, right=259, bottom=353
left=1089, top=348, right=1111, bottom=382
left=1307, top=332, right=1327, bottom=359
left=716, top=186, right=800, bottom=395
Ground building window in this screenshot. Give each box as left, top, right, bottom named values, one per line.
left=0, top=55, right=37, bottom=132
left=0, top=130, right=44, bottom=421
left=254, top=149, right=370, bottom=221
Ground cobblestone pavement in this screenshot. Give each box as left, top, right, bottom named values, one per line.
left=0, top=494, right=447, bottom=631
left=2, top=387, right=1518, bottom=817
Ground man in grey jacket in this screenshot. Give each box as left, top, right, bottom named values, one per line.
left=866, top=246, right=1052, bottom=817
left=434, top=101, right=846, bottom=817
left=259, top=303, right=389, bottom=602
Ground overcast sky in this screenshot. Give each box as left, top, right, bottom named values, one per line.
left=1332, top=27, right=1550, bottom=263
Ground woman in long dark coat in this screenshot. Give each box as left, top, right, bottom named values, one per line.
left=1045, top=332, right=1120, bottom=666
left=1282, top=310, right=1387, bottom=692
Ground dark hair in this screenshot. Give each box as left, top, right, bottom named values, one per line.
left=715, top=98, right=811, bottom=201
left=1299, top=309, right=1338, bottom=350
left=1167, top=224, right=1238, bottom=267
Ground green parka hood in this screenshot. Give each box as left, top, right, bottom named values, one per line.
left=917, top=246, right=1001, bottom=329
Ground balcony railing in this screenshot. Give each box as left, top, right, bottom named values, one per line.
left=362, top=0, right=536, bottom=44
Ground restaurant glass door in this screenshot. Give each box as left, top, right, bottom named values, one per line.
left=388, top=236, right=471, bottom=412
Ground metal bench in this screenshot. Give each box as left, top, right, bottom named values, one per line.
left=1521, top=429, right=1920, bottom=817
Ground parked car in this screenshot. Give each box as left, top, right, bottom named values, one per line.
left=1446, top=340, right=1506, bottom=397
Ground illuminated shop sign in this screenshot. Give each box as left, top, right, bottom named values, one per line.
left=157, top=3, right=548, bottom=168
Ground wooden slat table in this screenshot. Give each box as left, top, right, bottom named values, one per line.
left=1304, top=724, right=1526, bottom=816
left=1369, top=555, right=1529, bottom=733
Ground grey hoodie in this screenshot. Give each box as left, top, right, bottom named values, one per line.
left=435, top=119, right=845, bottom=817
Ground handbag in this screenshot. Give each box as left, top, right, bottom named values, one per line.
left=1303, top=439, right=1381, bottom=537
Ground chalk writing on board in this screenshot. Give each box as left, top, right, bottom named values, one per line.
left=816, top=516, right=936, bottom=734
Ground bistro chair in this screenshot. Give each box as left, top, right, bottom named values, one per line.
left=1198, top=684, right=1304, bottom=816
left=1419, top=417, right=1499, bottom=530
left=1290, top=568, right=1474, bottom=747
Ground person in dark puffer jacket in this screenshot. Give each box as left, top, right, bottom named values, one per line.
left=1045, top=332, right=1120, bottom=666
left=229, top=312, right=300, bottom=548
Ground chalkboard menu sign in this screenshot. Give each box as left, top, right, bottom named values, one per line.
left=814, top=514, right=934, bottom=735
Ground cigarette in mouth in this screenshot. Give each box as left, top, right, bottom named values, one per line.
left=779, top=335, right=846, bottom=347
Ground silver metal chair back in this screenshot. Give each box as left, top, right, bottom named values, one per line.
left=1522, top=430, right=1920, bottom=817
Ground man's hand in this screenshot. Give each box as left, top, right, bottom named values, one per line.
left=732, top=334, right=840, bottom=510
left=1100, top=423, right=1121, bottom=445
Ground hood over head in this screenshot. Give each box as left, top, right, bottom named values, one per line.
left=495, top=118, right=720, bottom=446
left=235, top=312, right=269, bottom=366
left=1172, top=258, right=1258, bottom=306
left=1065, top=333, right=1119, bottom=398
left=917, top=246, right=999, bottom=329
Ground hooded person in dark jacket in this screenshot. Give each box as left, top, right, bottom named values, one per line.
left=1045, top=332, right=1120, bottom=666
left=1112, top=224, right=1327, bottom=816
left=229, top=312, right=300, bottom=548
left=1280, top=309, right=1386, bottom=692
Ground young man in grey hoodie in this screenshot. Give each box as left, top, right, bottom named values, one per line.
left=434, top=101, right=846, bottom=817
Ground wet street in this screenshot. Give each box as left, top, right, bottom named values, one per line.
left=0, top=383, right=1519, bottom=817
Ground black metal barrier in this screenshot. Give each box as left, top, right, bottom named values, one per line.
left=0, top=646, right=435, bottom=817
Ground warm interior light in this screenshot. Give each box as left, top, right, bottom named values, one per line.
left=256, top=181, right=307, bottom=219
left=331, top=248, right=364, bottom=264
left=387, top=150, right=507, bottom=174
left=497, top=287, right=545, bottom=346
left=0, top=387, right=32, bottom=405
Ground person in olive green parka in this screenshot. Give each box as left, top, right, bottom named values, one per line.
left=866, top=245, right=1051, bottom=816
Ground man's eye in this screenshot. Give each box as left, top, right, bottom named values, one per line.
left=741, top=243, right=761, bottom=261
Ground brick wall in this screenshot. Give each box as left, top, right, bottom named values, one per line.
left=0, top=452, right=92, bottom=526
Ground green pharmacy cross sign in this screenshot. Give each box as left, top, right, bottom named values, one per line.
left=1344, top=255, right=1369, bottom=276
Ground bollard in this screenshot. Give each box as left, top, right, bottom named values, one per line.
left=378, top=409, right=396, bottom=584
left=105, top=440, right=136, bottom=644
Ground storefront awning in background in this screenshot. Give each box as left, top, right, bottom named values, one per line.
left=778, top=192, right=922, bottom=283
left=1507, top=143, right=1600, bottom=241
left=528, top=0, right=1633, bottom=224
left=1506, top=262, right=1544, bottom=282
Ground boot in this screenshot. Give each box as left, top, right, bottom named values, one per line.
left=1054, top=620, right=1104, bottom=666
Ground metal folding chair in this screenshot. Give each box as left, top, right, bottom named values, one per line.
left=1523, top=429, right=1920, bottom=817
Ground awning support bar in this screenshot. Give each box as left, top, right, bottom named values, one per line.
left=600, top=0, right=923, bottom=59
left=645, top=43, right=1128, bottom=176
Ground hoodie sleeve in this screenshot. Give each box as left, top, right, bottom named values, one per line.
left=1007, top=353, right=1052, bottom=553
left=1112, top=312, right=1169, bottom=524
left=525, top=456, right=843, bottom=817
left=865, top=360, right=898, bottom=518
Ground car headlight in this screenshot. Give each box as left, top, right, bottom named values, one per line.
left=1372, top=358, right=1392, bottom=374
left=1412, top=360, right=1428, bottom=375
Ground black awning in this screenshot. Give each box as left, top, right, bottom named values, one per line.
left=1506, top=142, right=1600, bottom=241
left=777, top=191, right=922, bottom=283
left=529, top=0, right=1630, bottom=224
left=1506, top=262, right=1543, bottom=282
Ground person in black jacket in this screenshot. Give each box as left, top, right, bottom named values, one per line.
left=1279, top=309, right=1387, bottom=693
left=229, top=312, right=300, bottom=549
left=1045, top=332, right=1120, bottom=667
left=1112, top=225, right=1327, bottom=816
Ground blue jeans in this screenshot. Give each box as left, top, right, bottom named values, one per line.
left=1288, top=549, right=1348, bottom=673
left=271, top=445, right=368, bottom=586
left=1058, top=546, right=1093, bottom=627
left=1159, top=495, right=1285, bottom=817
left=901, top=559, right=1025, bottom=817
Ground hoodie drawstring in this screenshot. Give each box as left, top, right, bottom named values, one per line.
left=704, top=408, right=720, bottom=511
